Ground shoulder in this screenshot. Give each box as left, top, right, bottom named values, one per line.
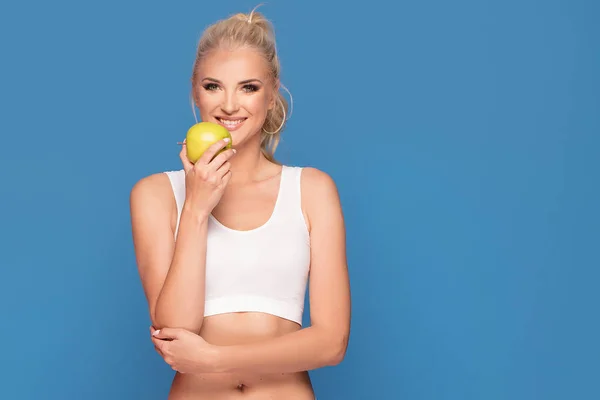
left=298, top=167, right=342, bottom=231
left=300, top=167, right=339, bottom=198
left=130, top=171, right=179, bottom=211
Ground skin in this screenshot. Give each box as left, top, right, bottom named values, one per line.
left=130, top=46, right=351, bottom=399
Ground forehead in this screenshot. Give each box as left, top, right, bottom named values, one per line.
left=198, top=47, right=271, bottom=82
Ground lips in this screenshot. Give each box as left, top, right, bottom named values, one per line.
left=216, top=117, right=247, bottom=131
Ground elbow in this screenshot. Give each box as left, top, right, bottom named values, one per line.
left=151, top=305, right=203, bottom=334
left=150, top=310, right=168, bottom=331
left=150, top=306, right=161, bottom=329
left=150, top=304, right=169, bottom=330
left=153, top=316, right=204, bottom=334
left=325, top=333, right=349, bottom=366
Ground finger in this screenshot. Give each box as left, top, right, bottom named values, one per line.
left=215, top=161, right=231, bottom=180
left=219, top=170, right=232, bottom=189
left=152, top=327, right=180, bottom=340
left=179, top=140, right=194, bottom=173
left=208, top=148, right=236, bottom=171
left=180, top=143, right=194, bottom=173
left=197, top=138, right=231, bottom=165
left=152, top=336, right=168, bottom=353
left=150, top=326, right=160, bottom=340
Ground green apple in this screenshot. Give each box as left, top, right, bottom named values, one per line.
left=185, top=122, right=232, bottom=163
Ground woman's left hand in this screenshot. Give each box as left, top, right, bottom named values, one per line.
left=150, top=326, right=219, bottom=374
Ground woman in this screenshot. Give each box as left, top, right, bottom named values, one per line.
left=130, top=7, right=351, bottom=399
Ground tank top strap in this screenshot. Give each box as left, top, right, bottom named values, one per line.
left=272, top=165, right=304, bottom=222
left=164, top=169, right=186, bottom=238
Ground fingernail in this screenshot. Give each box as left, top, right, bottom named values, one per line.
left=223, top=138, right=230, bottom=143
left=232, top=148, right=237, bottom=153
left=153, top=329, right=160, bottom=336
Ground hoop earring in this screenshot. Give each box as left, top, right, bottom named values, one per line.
left=262, top=97, right=286, bottom=135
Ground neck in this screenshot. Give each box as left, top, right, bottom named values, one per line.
left=228, top=134, right=275, bottom=184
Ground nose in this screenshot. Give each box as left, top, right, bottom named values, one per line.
left=220, top=90, right=240, bottom=115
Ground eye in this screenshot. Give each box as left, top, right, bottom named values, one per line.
left=203, top=83, right=219, bottom=91
left=242, top=84, right=259, bottom=93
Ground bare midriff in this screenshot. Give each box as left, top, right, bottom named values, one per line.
left=167, top=312, right=315, bottom=400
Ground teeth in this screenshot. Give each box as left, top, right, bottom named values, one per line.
left=218, top=118, right=245, bottom=126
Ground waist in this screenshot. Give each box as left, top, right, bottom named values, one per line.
left=169, top=312, right=314, bottom=399
left=169, top=369, right=314, bottom=399
left=201, top=311, right=301, bottom=344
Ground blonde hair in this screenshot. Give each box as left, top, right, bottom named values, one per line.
left=190, top=4, right=292, bottom=162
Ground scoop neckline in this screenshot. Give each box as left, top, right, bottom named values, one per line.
left=209, top=165, right=287, bottom=234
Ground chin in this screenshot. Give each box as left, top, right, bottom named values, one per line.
left=233, top=129, right=263, bottom=148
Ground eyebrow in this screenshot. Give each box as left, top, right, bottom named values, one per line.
left=202, top=77, right=264, bottom=85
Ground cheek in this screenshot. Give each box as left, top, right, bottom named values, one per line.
left=244, top=94, right=271, bottom=116
left=197, top=94, right=217, bottom=117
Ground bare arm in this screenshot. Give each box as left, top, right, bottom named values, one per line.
left=131, top=139, right=234, bottom=334
left=215, top=167, right=351, bottom=373
left=130, top=173, right=209, bottom=333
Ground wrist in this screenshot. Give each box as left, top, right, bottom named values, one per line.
left=181, top=202, right=210, bottom=223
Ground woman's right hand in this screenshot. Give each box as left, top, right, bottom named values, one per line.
left=179, top=138, right=236, bottom=217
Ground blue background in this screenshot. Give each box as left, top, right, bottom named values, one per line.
left=1, top=0, right=598, bottom=399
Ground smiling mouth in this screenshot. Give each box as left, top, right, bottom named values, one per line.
left=216, top=117, right=247, bottom=131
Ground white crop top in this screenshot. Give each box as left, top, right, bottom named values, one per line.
left=163, top=165, right=311, bottom=325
